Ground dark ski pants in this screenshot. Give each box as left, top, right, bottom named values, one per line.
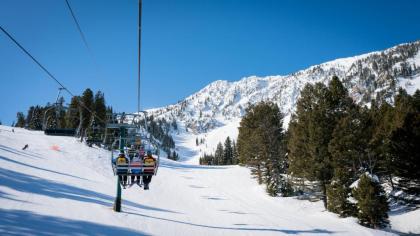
left=119, top=175, right=128, bottom=184
left=131, top=175, right=141, bottom=183
left=143, top=175, right=152, bottom=185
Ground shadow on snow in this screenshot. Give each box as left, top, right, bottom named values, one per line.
left=124, top=211, right=336, bottom=234
left=0, top=167, right=180, bottom=214
left=0, top=209, right=149, bottom=236
left=0, top=154, right=88, bottom=181
left=0, top=145, right=44, bottom=159
left=159, top=159, right=227, bottom=170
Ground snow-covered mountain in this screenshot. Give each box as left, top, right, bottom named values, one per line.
left=149, top=41, right=420, bottom=136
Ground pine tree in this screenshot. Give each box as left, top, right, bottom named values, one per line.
left=238, top=103, right=267, bottom=183
left=66, top=96, right=80, bottom=129
left=214, top=142, right=224, bottom=165
left=352, top=173, right=389, bottom=228
left=369, top=100, right=395, bottom=184
left=44, top=105, right=58, bottom=129
left=93, top=91, right=107, bottom=129
left=15, top=112, right=26, bottom=128
left=389, top=107, right=420, bottom=193
left=327, top=107, right=374, bottom=216
left=238, top=101, right=287, bottom=192
left=85, top=91, right=107, bottom=142
left=27, top=106, right=43, bottom=130
left=266, top=133, right=288, bottom=196
left=170, top=150, right=179, bottom=161
left=57, top=108, right=66, bottom=129
left=288, top=76, right=353, bottom=208
left=232, top=140, right=239, bottom=165
left=26, top=106, right=35, bottom=129
left=79, top=89, right=94, bottom=139
left=223, top=136, right=233, bottom=165
left=326, top=167, right=356, bottom=217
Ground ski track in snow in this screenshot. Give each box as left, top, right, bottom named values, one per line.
left=0, top=126, right=417, bottom=236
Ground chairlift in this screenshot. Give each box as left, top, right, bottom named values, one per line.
left=107, top=111, right=160, bottom=188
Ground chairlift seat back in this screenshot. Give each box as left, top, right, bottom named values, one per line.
left=143, top=157, right=156, bottom=174
left=130, top=161, right=143, bottom=174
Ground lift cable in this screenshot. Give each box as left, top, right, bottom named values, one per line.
left=0, top=25, right=106, bottom=124
left=64, top=0, right=104, bottom=82
left=65, top=0, right=91, bottom=53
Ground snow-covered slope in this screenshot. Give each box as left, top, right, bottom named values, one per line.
left=147, top=41, right=420, bottom=159
left=2, top=126, right=418, bottom=235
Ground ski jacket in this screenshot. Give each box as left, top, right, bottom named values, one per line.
left=143, top=156, right=156, bottom=174
left=143, top=156, right=156, bottom=166
left=116, top=156, right=128, bottom=165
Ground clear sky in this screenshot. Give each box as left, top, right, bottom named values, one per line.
left=1, top=0, right=420, bottom=125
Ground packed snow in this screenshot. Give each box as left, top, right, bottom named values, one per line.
left=1, top=125, right=418, bottom=235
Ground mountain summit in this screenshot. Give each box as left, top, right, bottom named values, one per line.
left=149, top=41, right=420, bottom=135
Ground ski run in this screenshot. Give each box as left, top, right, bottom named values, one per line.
left=1, top=125, right=419, bottom=236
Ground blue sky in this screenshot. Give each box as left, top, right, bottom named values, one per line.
left=1, top=0, right=420, bottom=125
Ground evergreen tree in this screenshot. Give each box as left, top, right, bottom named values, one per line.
left=238, top=101, right=287, bottom=193
left=57, top=108, right=66, bottom=129
left=288, top=76, right=353, bottom=208
left=44, top=105, right=58, bottom=129
left=352, top=173, right=389, bottom=228
left=15, top=112, right=26, bottom=128
left=26, top=106, right=35, bottom=129
left=199, top=153, right=215, bottom=165
left=389, top=107, right=420, bottom=193
left=214, top=142, right=224, bottom=165
left=27, top=106, right=43, bottom=130
left=232, top=140, right=239, bottom=165
left=326, top=167, right=357, bottom=217
left=93, top=91, right=107, bottom=129
left=238, top=104, right=265, bottom=183
left=223, top=136, right=233, bottom=165
left=169, top=150, right=179, bottom=161
left=327, top=107, right=374, bottom=216
left=79, top=89, right=94, bottom=139
left=85, top=91, right=107, bottom=142
left=369, top=100, right=395, bottom=183
left=66, top=96, right=80, bottom=129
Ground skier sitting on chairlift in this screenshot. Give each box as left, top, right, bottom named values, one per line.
left=130, top=152, right=143, bottom=185
left=128, top=145, right=137, bottom=161
left=116, top=152, right=129, bottom=186
left=139, top=146, right=145, bottom=158
left=142, top=150, right=156, bottom=190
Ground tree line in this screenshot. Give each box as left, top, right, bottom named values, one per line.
left=14, top=88, right=179, bottom=158
left=204, top=76, right=419, bottom=229
left=199, top=136, right=239, bottom=165
left=15, top=88, right=109, bottom=142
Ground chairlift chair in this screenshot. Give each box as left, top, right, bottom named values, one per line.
left=108, top=112, right=160, bottom=187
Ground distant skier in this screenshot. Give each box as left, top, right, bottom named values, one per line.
left=116, top=152, right=129, bottom=187
left=22, top=144, right=29, bottom=150
left=142, top=150, right=156, bottom=190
